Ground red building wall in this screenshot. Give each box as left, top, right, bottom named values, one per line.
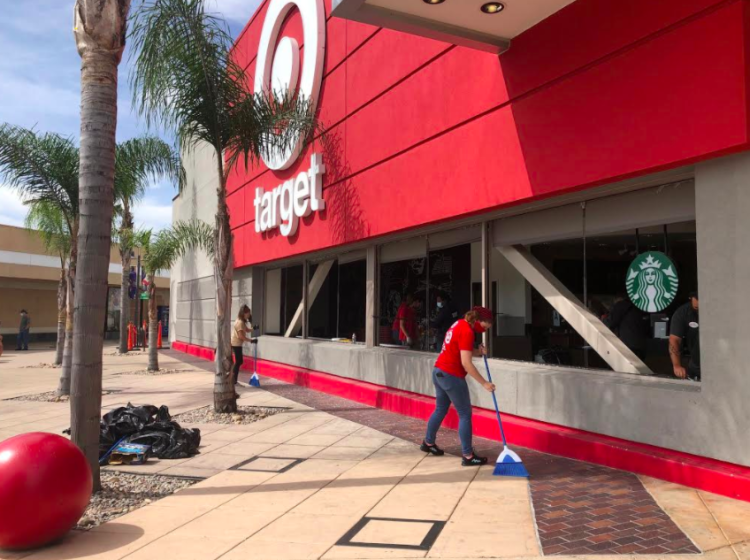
left=228, top=0, right=750, bottom=267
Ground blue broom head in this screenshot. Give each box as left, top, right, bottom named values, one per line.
left=493, top=446, right=529, bottom=478
left=249, top=372, right=261, bottom=387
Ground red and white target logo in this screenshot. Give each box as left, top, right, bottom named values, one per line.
left=254, top=0, right=326, bottom=171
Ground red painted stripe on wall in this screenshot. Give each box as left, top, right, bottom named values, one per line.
left=172, top=340, right=750, bottom=502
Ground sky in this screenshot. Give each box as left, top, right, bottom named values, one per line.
left=0, top=0, right=263, bottom=232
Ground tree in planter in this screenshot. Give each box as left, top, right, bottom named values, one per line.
left=0, top=125, right=80, bottom=387
left=71, top=0, right=132, bottom=490
left=139, top=221, right=214, bottom=372
left=114, top=137, right=181, bottom=354
left=130, top=0, right=317, bottom=412
left=25, top=202, right=72, bottom=366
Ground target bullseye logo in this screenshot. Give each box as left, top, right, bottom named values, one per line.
left=255, top=0, right=326, bottom=171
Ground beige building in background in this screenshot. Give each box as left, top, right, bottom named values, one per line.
left=0, top=224, right=170, bottom=346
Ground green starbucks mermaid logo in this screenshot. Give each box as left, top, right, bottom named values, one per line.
left=626, top=252, right=679, bottom=313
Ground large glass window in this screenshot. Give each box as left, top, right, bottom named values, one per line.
left=489, top=183, right=700, bottom=381
left=378, top=229, right=481, bottom=351
left=307, top=258, right=366, bottom=341
left=264, top=265, right=303, bottom=336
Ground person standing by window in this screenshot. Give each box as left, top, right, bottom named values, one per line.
left=422, top=306, right=495, bottom=466
left=231, top=305, right=254, bottom=385
left=16, top=310, right=30, bottom=351
left=670, top=291, right=700, bottom=381
left=431, top=292, right=458, bottom=349
left=392, top=294, right=420, bottom=347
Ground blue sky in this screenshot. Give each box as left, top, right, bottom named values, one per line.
left=0, top=0, right=262, bottom=231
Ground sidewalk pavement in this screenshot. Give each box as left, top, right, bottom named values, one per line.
left=1, top=344, right=749, bottom=560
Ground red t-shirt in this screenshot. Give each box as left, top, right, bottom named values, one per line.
left=392, top=302, right=417, bottom=342
left=434, top=319, right=475, bottom=378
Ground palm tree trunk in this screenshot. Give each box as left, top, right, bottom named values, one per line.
left=71, top=0, right=130, bottom=492
left=118, top=207, right=133, bottom=354
left=58, top=247, right=76, bottom=396
left=214, top=175, right=236, bottom=413
left=147, top=274, right=158, bottom=371
left=54, top=267, right=67, bottom=366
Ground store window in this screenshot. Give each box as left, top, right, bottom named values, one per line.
left=490, top=182, right=701, bottom=381
left=264, top=265, right=303, bottom=336
left=307, top=256, right=366, bottom=341
left=378, top=227, right=481, bottom=351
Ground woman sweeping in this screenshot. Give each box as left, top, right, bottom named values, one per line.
left=421, top=306, right=495, bottom=466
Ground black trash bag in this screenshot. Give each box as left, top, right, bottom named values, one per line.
left=127, top=422, right=201, bottom=459
left=98, top=402, right=201, bottom=460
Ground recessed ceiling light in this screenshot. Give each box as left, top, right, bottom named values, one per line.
left=481, top=2, right=505, bottom=14
left=422, top=0, right=446, bottom=4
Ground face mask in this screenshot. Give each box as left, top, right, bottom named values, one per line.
left=473, top=322, right=486, bottom=334
left=437, top=302, right=443, bottom=309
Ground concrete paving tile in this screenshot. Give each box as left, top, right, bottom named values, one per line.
left=700, top=491, right=750, bottom=545
left=236, top=457, right=298, bottom=472
left=260, top=444, right=327, bottom=459
left=244, top=512, right=358, bottom=545
left=368, top=458, right=476, bottom=521
left=735, top=541, right=750, bottom=560
left=215, top=440, right=277, bottom=457
left=286, top=433, right=348, bottom=447
left=22, top=530, right=157, bottom=560
left=91, top=503, right=202, bottom=535
left=157, top=465, right=220, bottom=479
left=179, top=453, right=246, bottom=471
left=118, top=532, right=243, bottom=560
left=641, top=476, right=728, bottom=551
left=322, top=546, right=427, bottom=559
left=312, top=446, right=375, bottom=462
left=169, top=508, right=279, bottom=540
left=350, top=519, right=434, bottom=547
left=219, top=539, right=330, bottom=560
left=332, top=433, right=394, bottom=450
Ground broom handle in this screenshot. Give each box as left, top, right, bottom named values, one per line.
left=483, top=355, right=508, bottom=447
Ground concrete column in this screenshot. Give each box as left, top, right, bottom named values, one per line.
left=694, top=153, right=750, bottom=441
left=481, top=222, right=492, bottom=353
left=251, top=267, right=264, bottom=334
left=366, top=246, right=378, bottom=347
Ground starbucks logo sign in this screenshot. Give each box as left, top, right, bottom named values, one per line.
left=626, top=252, right=679, bottom=313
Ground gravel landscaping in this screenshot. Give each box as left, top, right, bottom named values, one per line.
left=173, top=405, right=285, bottom=425
left=114, top=367, right=186, bottom=376
left=6, top=390, right=118, bottom=403
left=77, top=471, right=197, bottom=530
left=21, top=363, right=60, bottom=369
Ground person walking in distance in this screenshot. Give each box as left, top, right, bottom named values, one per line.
left=421, top=306, right=495, bottom=466
left=231, top=305, right=255, bottom=385
left=16, top=309, right=30, bottom=351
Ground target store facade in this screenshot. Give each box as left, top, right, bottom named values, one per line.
left=171, top=0, right=750, bottom=498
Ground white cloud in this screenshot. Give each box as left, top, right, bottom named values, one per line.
left=132, top=197, right=174, bottom=233
left=0, top=186, right=28, bottom=228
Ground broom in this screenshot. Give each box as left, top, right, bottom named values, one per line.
left=483, top=355, right=529, bottom=478
left=249, top=336, right=261, bottom=387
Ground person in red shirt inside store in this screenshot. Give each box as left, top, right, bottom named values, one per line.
left=421, top=306, right=495, bottom=466
left=392, top=294, right=420, bottom=347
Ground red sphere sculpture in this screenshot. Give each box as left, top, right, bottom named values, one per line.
left=0, top=433, right=92, bottom=550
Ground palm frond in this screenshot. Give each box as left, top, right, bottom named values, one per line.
left=115, top=136, right=184, bottom=203
left=0, top=124, right=79, bottom=230
left=24, top=200, right=71, bottom=263
left=169, top=219, right=215, bottom=260
left=141, top=219, right=213, bottom=275
left=129, top=0, right=317, bottom=174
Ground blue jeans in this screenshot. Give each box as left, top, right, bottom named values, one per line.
left=17, top=329, right=29, bottom=350
left=425, top=367, right=473, bottom=456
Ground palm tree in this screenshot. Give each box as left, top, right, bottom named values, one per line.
left=72, top=0, right=132, bottom=490
left=130, top=0, right=317, bottom=412
left=114, top=137, right=181, bottom=354
left=25, top=202, right=72, bottom=366
left=0, top=125, right=80, bottom=392
left=140, top=221, right=214, bottom=371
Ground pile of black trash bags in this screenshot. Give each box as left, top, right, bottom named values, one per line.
left=99, top=403, right=201, bottom=460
